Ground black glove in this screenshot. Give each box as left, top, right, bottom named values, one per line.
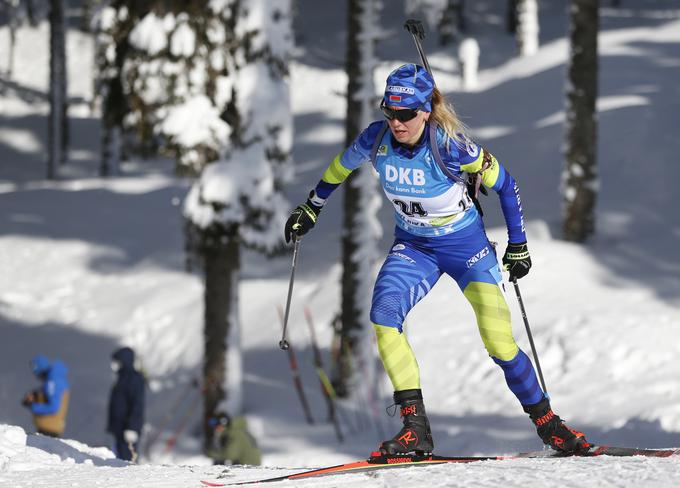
left=503, top=242, right=532, bottom=280
left=284, top=199, right=321, bottom=243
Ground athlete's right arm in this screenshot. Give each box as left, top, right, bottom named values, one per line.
left=284, top=122, right=384, bottom=242
left=313, top=121, right=386, bottom=203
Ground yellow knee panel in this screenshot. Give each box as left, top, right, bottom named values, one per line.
left=463, top=282, right=519, bottom=361
left=373, top=323, right=420, bottom=391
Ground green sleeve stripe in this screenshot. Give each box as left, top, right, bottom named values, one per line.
left=460, top=151, right=485, bottom=173
left=461, top=149, right=502, bottom=188
left=321, top=153, right=353, bottom=184
left=480, top=152, right=501, bottom=188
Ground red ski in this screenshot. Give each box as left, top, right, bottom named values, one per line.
left=200, top=446, right=680, bottom=486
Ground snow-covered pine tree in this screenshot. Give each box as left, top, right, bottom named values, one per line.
left=95, top=0, right=293, bottom=448
left=563, top=0, right=598, bottom=241
left=47, top=0, right=67, bottom=178
left=334, top=0, right=382, bottom=399
left=183, top=2, right=293, bottom=449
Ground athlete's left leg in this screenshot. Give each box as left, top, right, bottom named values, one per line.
left=435, top=222, right=544, bottom=406
left=459, top=268, right=544, bottom=406
left=449, top=234, right=588, bottom=453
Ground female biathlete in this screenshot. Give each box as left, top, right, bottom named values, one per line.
left=284, top=64, right=589, bottom=455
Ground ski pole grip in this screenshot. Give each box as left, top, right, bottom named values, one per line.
left=404, top=19, right=426, bottom=39
left=403, top=19, right=435, bottom=81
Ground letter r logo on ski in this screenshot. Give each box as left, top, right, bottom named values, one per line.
left=398, top=430, right=418, bottom=446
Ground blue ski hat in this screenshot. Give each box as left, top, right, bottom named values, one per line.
left=31, top=355, right=51, bottom=375
left=383, top=64, right=434, bottom=112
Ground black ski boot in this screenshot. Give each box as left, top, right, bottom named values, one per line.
left=380, top=389, right=434, bottom=455
left=524, top=398, right=590, bottom=454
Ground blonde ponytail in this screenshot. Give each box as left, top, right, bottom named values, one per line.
left=429, top=88, right=468, bottom=144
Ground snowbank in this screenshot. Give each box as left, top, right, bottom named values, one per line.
left=0, top=424, right=125, bottom=472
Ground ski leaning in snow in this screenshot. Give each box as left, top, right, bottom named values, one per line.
left=200, top=446, right=680, bottom=486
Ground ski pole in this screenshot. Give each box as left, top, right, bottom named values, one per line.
left=511, top=277, right=549, bottom=397
left=128, top=441, right=138, bottom=464
left=277, top=305, right=315, bottom=425
left=279, top=237, right=301, bottom=350
left=144, top=376, right=200, bottom=459
left=304, top=307, right=344, bottom=442
left=164, top=386, right=203, bottom=453
left=404, top=19, right=435, bottom=81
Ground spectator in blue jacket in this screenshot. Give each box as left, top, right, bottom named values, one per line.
left=22, top=355, right=70, bottom=437
left=107, top=347, right=145, bottom=462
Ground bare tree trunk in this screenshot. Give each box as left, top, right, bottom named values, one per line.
left=7, top=16, right=17, bottom=79
left=101, top=125, right=120, bottom=177
left=80, top=0, right=99, bottom=32
left=507, top=0, right=519, bottom=34
left=61, top=21, right=69, bottom=165
left=99, top=57, right=127, bottom=176
left=26, top=0, right=40, bottom=26
left=334, top=0, right=363, bottom=398
left=562, top=0, right=599, bottom=242
left=48, top=0, right=67, bottom=178
left=334, top=0, right=381, bottom=398
left=202, top=229, right=240, bottom=450
left=61, top=64, right=69, bottom=164
left=438, top=0, right=465, bottom=45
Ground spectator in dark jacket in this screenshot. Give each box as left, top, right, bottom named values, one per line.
left=107, top=347, right=145, bottom=462
left=22, top=355, right=70, bottom=437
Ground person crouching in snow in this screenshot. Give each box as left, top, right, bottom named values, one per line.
left=206, top=412, right=262, bottom=466
left=284, top=63, right=589, bottom=455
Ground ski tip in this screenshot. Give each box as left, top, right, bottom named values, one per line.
left=200, top=481, right=226, bottom=487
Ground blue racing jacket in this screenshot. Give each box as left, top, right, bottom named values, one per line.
left=312, top=121, right=526, bottom=243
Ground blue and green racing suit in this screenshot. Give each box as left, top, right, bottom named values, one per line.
left=310, top=120, right=543, bottom=407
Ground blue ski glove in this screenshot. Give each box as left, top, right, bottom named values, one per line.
left=503, top=242, right=532, bottom=280
left=284, top=199, right=322, bottom=243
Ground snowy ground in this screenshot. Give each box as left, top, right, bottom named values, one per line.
left=2, top=0, right=680, bottom=487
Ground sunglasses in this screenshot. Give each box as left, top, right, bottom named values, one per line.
left=380, top=100, right=419, bottom=122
